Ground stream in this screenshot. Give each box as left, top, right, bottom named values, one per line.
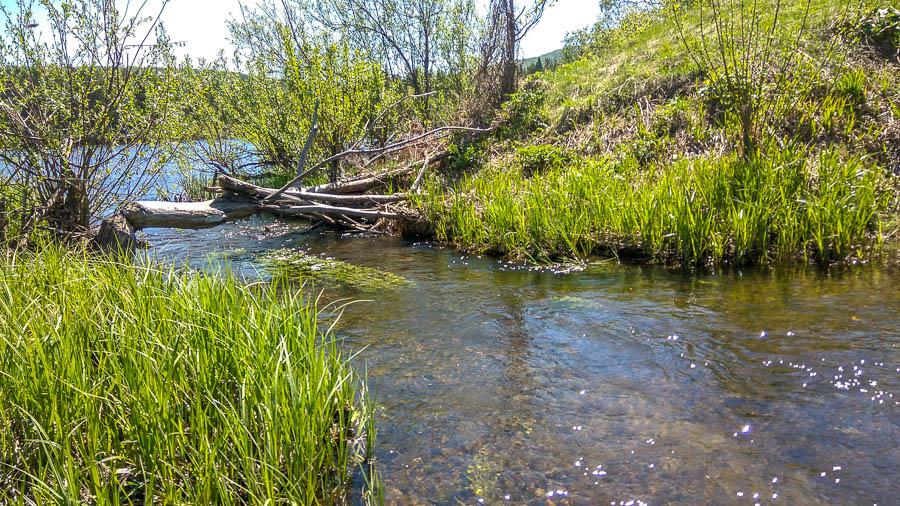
left=139, top=215, right=899, bottom=505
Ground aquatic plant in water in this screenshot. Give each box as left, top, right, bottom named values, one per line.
left=261, top=248, right=412, bottom=291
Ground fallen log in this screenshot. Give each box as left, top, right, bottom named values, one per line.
left=216, top=175, right=408, bottom=209
left=302, top=167, right=412, bottom=195
left=95, top=196, right=260, bottom=251
left=218, top=175, right=281, bottom=199
left=289, top=190, right=406, bottom=205
left=259, top=203, right=405, bottom=220
left=122, top=198, right=259, bottom=230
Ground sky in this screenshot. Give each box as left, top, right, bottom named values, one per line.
left=154, top=0, right=601, bottom=61
left=2, top=0, right=602, bottom=61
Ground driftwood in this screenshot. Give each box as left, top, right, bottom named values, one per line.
left=95, top=168, right=417, bottom=251
left=266, top=126, right=485, bottom=202
left=260, top=204, right=403, bottom=219
left=122, top=198, right=259, bottom=230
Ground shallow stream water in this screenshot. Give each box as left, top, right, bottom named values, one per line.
left=140, top=216, right=899, bottom=505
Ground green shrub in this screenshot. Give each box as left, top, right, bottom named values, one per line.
left=447, top=138, right=487, bottom=172
left=499, top=83, right=548, bottom=137
left=515, top=144, right=573, bottom=176
left=858, top=6, right=900, bottom=51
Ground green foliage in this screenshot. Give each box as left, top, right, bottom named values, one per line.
left=415, top=0, right=899, bottom=265
left=672, top=0, right=817, bottom=156
left=498, top=83, right=548, bottom=137
left=0, top=0, right=185, bottom=241
left=0, top=246, right=374, bottom=503
left=209, top=7, right=412, bottom=181
left=515, top=144, right=573, bottom=176
left=562, top=5, right=660, bottom=64
left=248, top=43, right=395, bottom=172
left=857, top=5, right=900, bottom=51
left=447, top=139, right=487, bottom=172
left=288, top=0, right=480, bottom=122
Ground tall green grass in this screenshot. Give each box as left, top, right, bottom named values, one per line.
left=418, top=148, right=889, bottom=265
left=0, top=246, right=374, bottom=504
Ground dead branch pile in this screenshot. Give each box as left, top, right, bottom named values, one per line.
left=95, top=163, right=430, bottom=251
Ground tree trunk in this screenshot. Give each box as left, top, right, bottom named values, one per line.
left=500, top=0, right=517, bottom=101
left=95, top=212, right=138, bottom=252
left=0, top=198, right=6, bottom=244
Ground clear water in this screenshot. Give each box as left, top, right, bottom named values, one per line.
left=140, top=217, right=900, bottom=505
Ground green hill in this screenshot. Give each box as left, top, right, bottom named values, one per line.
left=521, top=49, right=564, bottom=70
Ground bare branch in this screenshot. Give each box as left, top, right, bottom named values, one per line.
left=264, top=125, right=489, bottom=202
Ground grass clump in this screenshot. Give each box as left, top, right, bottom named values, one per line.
left=420, top=146, right=889, bottom=265
left=515, top=144, right=574, bottom=177
left=0, top=246, right=374, bottom=504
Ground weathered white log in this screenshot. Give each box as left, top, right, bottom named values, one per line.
left=122, top=198, right=258, bottom=230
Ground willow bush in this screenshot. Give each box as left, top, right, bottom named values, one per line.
left=0, top=0, right=185, bottom=243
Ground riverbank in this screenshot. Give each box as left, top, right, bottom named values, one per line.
left=414, top=1, right=900, bottom=266
left=0, top=245, right=374, bottom=503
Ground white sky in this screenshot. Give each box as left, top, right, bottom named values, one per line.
left=157, top=0, right=600, bottom=61
left=3, top=0, right=601, bottom=62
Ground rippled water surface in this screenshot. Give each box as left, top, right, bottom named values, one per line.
left=141, top=217, right=900, bottom=505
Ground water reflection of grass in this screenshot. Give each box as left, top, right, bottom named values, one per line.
left=0, top=245, right=374, bottom=503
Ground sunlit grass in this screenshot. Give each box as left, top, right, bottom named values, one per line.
left=0, top=246, right=375, bottom=504
left=418, top=147, right=889, bottom=265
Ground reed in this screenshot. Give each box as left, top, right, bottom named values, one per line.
left=0, top=246, right=374, bottom=504
left=418, top=147, right=888, bottom=265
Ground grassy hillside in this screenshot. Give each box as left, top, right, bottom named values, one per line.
left=419, top=0, right=900, bottom=265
